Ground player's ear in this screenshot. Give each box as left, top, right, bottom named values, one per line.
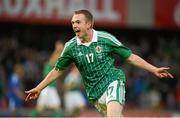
left=85, top=19, right=91, bottom=28
left=87, top=22, right=93, bottom=30
left=90, top=23, right=93, bottom=28
left=87, top=22, right=91, bottom=29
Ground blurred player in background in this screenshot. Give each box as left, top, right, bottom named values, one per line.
left=7, top=63, right=25, bottom=116
left=63, top=64, right=87, bottom=117
left=30, top=40, right=64, bottom=117
left=25, top=9, right=173, bottom=117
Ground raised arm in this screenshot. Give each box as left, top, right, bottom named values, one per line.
left=25, top=68, right=62, bottom=101
left=127, top=53, right=173, bottom=78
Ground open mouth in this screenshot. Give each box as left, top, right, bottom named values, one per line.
left=75, top=30, right=80, bottom=33
left=74, top=28, right=80, bottom=33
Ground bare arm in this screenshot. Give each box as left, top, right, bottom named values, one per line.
left=25, top=68, right=62, bottom=101
left=127, top=53, right=173, bottom=78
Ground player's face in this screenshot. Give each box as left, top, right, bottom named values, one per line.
left=71, top=14, right=91, bottom=40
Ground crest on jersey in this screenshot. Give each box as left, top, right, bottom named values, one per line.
left=95, top=46, right=102, bottom=53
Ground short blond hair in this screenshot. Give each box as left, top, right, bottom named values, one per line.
left=74, top=9, right=94, bottom=28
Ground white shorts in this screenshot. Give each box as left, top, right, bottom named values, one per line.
left=94, top=80, right=125, bottom=115
left=37, top=86, right=61, bottom=108
left=64, top=91, right=86, bottom=113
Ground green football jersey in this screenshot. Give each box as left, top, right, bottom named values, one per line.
left=55, top=30, right=132, bottom=103
left=43, top=63, right=57, bottom=87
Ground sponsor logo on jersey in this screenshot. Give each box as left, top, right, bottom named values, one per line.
left=78, top=52, right=83, bottom=56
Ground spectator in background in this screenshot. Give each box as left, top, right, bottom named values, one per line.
left=148, top=84, right=161, bottom=111
left=30, top=40, right=64, bottom=117
left=0, top=65, right=7, bottom=109
left=23, top=48, right=40, bottom=89
left=7, top=63, right=25, bottom=116
left=64, top=65, right=87, bottom=117
left=175, top=80, right=180, bottom=111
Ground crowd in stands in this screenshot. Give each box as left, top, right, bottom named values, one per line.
left=0, top=25, right=179, bottom=116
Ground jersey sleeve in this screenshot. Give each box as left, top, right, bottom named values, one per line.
left=55, top=42, right=73, bottom=70
left=107, top=33, right=132, bottom=61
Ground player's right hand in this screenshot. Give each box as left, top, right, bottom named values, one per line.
left=25, top=88, right=41, bottom=101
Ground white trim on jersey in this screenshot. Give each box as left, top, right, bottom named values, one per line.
left=76, top=29, right=97, bottom=46
left=98, top=31, right=122, bottom=46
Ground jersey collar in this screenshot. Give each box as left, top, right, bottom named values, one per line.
left=76, top=29, right=97, bottom=46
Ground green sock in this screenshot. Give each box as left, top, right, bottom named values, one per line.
left=29, top=109, right=39, bottom=117
left=53, top=110, right=61, bottom=117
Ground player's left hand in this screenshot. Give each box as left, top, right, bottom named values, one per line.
left=153, top=67, right=174, bottom=78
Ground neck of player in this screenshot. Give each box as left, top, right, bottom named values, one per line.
left=80, top=29, right=93, bottom=43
